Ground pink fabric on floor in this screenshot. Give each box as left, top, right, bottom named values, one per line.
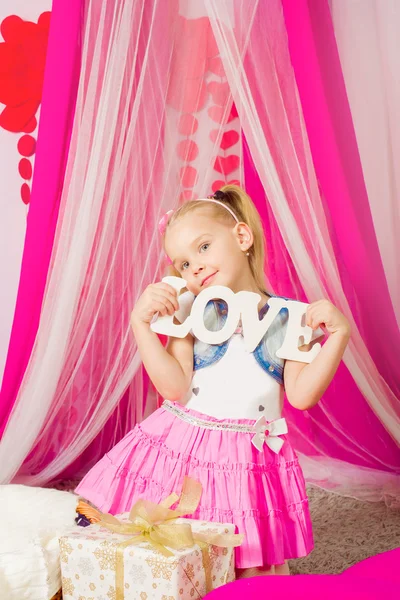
left=204, top=574, right=398, bottom=600
left=205, top=548, right=400, bottom=598
left=343, top=548, right=400, bottom=582
left=75, top=402, right=313, bottom=569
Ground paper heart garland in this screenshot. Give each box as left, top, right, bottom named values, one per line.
left=208, top=105, right=238, bottom=124
left=209, top=129, right=239, bottom=150
left=207, top=81, right=230, bottom=106
left=214, top=155, right=240, bottom=175
left=212, top=180, right=240, bottom=193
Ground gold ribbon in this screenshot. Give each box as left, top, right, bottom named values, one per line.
left=79, top=477, right=243, bottom=599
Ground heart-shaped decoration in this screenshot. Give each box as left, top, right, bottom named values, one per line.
left=209, top=129, right=240, bottom=150
left=207, top=81, right=230, bottom=107
left=211, top=179, right=241, bottom=193
left=178, top=114, right=199, bottom=136
left=179, top=166, right=198, bottom=188
left=230, top=103, right=238, bottom=120
left=176, top=139, right=199, bottom=162
left=258, top=405, right=265, bottom=412
left=214, top=155, right=240, bottom=176
left=208, top=105, right=238, bottom=125
left=192, top=387, right=200, bottom=396
left=208, top=56, right=225, bottom=77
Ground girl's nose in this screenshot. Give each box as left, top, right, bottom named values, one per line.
left=193, top=264, right=205, bottom=276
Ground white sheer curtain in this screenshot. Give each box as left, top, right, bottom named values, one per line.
left=205, top=0, right=400, bottom=500
left=206, top=0, right=399, bottom=433
left=330, top=0, right=400, bottom=327
left=0, top=0, right=232, bottom=484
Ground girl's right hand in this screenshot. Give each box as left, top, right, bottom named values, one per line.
left=130, top=282, right=180, bottom=327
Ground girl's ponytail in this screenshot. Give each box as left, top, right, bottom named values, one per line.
left=220, top=184, right=267, bottom=294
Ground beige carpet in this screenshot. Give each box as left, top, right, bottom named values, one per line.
left=289, top=485, right=400, bottom=574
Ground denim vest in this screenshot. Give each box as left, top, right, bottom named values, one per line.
left=193, top=294, right=291, bottom=386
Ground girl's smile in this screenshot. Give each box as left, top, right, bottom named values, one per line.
left=201, top=271, right=218, bottom=287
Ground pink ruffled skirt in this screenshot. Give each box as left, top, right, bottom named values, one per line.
left=75, top=401, right=313, bottom=568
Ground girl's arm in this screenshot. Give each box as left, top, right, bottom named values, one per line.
left=130, top=282, right=193, bottom=402
left=283, top=300, right=351, bottom=410
left=131, top=320, right=193, bottom=402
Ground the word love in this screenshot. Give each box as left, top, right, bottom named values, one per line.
left=150, top=277, right=323, bottom=363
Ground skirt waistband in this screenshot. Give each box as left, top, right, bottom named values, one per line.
left=162, top=401, right=288, bottom=454
left=162, top=400, right=257, bottom=433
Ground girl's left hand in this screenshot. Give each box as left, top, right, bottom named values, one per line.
left=306, top=300, right=351, bottom=338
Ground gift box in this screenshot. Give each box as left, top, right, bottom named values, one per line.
left=60, top=477, right=243, bottom=600
left=60, top=517, right=237, bottom=600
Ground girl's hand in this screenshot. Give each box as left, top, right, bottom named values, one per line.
left=306, top=300, right=351, bottom=338
left=131, top=282, right=179, bottom=327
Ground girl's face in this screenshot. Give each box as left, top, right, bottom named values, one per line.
left=164, top=209, right=253, bottom=296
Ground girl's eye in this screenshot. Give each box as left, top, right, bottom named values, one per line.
left=200, top=243, right=210, bottom=252
left=181, top=261, right=189, bottom=270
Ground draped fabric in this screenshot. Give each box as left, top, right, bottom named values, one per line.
left=330, top=0, right=400, bottom=328
left=206, top=0, right=399, bottom=458
left=0, top=0, right=51, bottom=389
left=0, top=0, right=81, bottom=435
left=0, top=0, right=239, bottom=484
left=0, top=0, right=398, bottom=504
left=282, top=0, right=400, bottom=397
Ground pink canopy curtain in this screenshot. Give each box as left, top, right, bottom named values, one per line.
left=243, top=0, right=400, bottom=474
left=206, top=0, right=399, bottom=500
left=0, top=0, right=82, bottom=434
left=279, top=0, right=400, bottom=481
left=244, top=141, right=400, bottom=471
left=330, top=0, right=400, bottom=322
left=281, top=0, right=400, bottom=397
left=276, top=0, right=400, bottom=484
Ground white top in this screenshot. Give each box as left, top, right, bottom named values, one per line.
left=171, top=289, right=324, bottom=422
left=182, top=330, right=284, bottom=421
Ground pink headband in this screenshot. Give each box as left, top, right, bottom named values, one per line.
left=158, top=198, right=239, bottom=235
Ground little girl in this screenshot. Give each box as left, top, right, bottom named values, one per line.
left=76, top=185, right=350, bottom=577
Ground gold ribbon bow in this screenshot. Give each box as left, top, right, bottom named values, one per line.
left=77, top=477, right=243, bottom=599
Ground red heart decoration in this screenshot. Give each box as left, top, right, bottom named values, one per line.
left=178, top=114, right=198, bottom=136
left=208, top=105, right=238, bottom=125
left=214, top=155, right=240, bottom=176
left=207, top=81, right=230, bottom=107
left=179, top=166, right=198, bottom=188
left=230, top=103, right=238, bottom=119
left=21, top=183, right=31, bottom=205
left=208, top=56, right=225, bottom=77
left=212, top=179, right=241, bottom=193
left=176, top=139, right=199, bottom=162
left=17, top=134, right=36, bottom=157
left=19, top=158, right=32, bottom=180
left=209, top=129, right=239, bottom=150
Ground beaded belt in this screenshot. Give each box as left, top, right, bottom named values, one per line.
left=162, top=400, right=288, bottom=453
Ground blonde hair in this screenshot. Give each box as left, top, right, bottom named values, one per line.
left=164, top=184, right=267, bottom=293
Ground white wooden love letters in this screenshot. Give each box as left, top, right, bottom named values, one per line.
left=150, top=276, right=322, bottom=363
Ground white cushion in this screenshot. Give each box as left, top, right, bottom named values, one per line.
left=0, top=485, right=78, bottom=599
